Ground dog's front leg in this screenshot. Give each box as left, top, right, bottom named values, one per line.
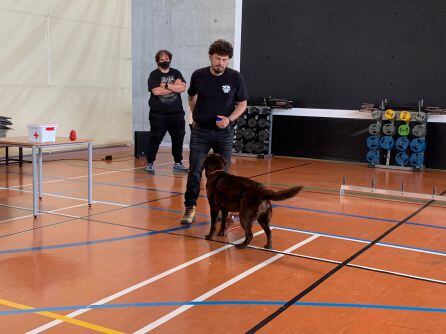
left=205, top=208, right=219, bottom=240
left=218, top=211, right=229, bottom=236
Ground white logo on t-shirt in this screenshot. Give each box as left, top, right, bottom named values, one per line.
left=222, top=85, right=231, bottom=93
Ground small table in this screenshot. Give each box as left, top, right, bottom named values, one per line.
left=1, top=146, right=25, bottom=166
left=0, top=137, right=93, bottom=217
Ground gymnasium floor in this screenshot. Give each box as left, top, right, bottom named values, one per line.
left=0, top=147, right=445, bottom=333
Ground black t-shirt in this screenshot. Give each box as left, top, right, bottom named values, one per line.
left=147, top=68, right=185, bottom=113
left=187, top=67, right=248, bottom=129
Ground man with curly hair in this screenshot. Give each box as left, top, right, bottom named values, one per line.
left=145, top=49, right=189, bottom=174
left=180, top=39, right=248, bottom=225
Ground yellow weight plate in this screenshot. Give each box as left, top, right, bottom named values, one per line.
left=399, top=111, right=412, bottom=122
left=384, top=109, right=395, bottom=120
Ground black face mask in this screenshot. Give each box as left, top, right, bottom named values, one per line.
left=158, top=61, right=170, bottom=69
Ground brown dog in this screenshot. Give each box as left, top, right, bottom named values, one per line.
left=202, top=153, right=303, bottom=249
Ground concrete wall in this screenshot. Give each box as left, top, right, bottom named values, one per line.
left=132, top=0, right=236, bottom=146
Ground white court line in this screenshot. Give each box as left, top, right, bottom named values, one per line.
left=0, top=201, right=129, bottom=221
left=0, top=203, right=91, bottom=221
left=0, top=160, right=169, bottom=223
left=0, top=214, right=35, bottom=224
left=25, top=230, right=266, bottom=334
left=273, top=226, right=365, bottom=244
left=0, top=198, right=127, bottom=224
left=248, top=244, right=340, bottom=265
left=133, top=234, right=320, bottom=333
left=49, top=203, right=90, bottom=212
left=273, top=225, right=446, bottom=257
left=348, top=263, right=446, bottom=285
left=8, top=161, right=175, bottom=189
left=377, top=243, right=446, bottom=257
left=0, top=186, right=129, bottom=207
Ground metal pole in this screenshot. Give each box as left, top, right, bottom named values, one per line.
left=339, top=176, right=347, bottom=196
left=19, top=147, right=23, bottom=166
left=340, top=176, right=346, bottom=196
left=38, top=147, right=43, bottom=199
left=32, top=146, right=38, bottom=217
left=267, top=109, right=273, bottom=157
left=88, top=142, right=93, bottom=206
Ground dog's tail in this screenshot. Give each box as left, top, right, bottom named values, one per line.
left=261, top=186, right=303, bottom=201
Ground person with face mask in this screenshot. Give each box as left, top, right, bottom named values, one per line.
left=145, top=49, right=189, bottom=173
left=180, top=39, right=248, bottom=224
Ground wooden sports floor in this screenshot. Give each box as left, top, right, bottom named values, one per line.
left=0, top=147, right=445, bottom=333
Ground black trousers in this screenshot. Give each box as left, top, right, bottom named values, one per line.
left=146, top=111, right=185, bottom=163
left=184, top=123, right=234, bottom=207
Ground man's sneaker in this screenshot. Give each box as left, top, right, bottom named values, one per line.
left=173, top=162, right=189, bottom=173
left=145, top=163, right=155, bottom=173
left=180, top=206, right=195, bottom=225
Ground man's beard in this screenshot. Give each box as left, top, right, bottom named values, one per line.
left=212, top=65, right=224, bottom=73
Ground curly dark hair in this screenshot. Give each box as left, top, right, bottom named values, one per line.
left=155, top=49, right=172, bottom=62
left=208, top=39, right=233, bottom=58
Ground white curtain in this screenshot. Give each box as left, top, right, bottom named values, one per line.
left=0, top=0, right=132, bottom=150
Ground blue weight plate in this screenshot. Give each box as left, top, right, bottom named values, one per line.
left=410, top=153, right=424, bottom=167
left=395, top=152, right=409, bottom=166
left=367, top=136, right=380, bottom=150
left=366, top=150, right=380, bottom=164
left=380, top=136, right=395, bottom=150
left=410, top=138, right=426, bottom=153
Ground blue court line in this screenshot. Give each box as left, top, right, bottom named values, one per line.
left=139, top=203, right=445, bottom=231
left=398, top=221, right=446, bottom=231
left=0, top=204, right=443, bottom=257
left=273, top=203, right=400, bottom=222
left=65, top=181, right=446, bottom=231
left=69, top=179, right=445, bottom=229
left=0, top=222, right=208, bottom=255
left=0, top=300, right=445, bottom=316
left=138, top=206, right=446, bottom=256
left=4, top=173, right=445, bottom=231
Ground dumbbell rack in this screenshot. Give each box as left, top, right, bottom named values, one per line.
left=232, top=106, right=273, bottom=158
left=0, top=116, right=12, bottom=138
left=0, top=116, right=22, bottom=166
left=365, top=99, right=427, bottom=171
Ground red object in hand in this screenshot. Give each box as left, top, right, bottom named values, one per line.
left=69, top=130, right=77, bottom=141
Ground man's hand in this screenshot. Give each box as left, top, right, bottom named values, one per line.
left=160, top=82, right=168, bottom=88
left=216, top=115, right=230, bottom=128
left=166, top=79, right=186, bottom=93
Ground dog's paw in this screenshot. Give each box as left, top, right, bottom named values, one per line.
left=205, top=234, right=213, bottom=240
left=217, top=230, right=225, bottom=237
left=235, top=243, right=247, bottom=249
left=264, top=243, right=272, bottom=249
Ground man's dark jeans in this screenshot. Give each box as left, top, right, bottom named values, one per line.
left=146, top=111, right=185, bottom=164
left=184, top=124, right=233, bottom=207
